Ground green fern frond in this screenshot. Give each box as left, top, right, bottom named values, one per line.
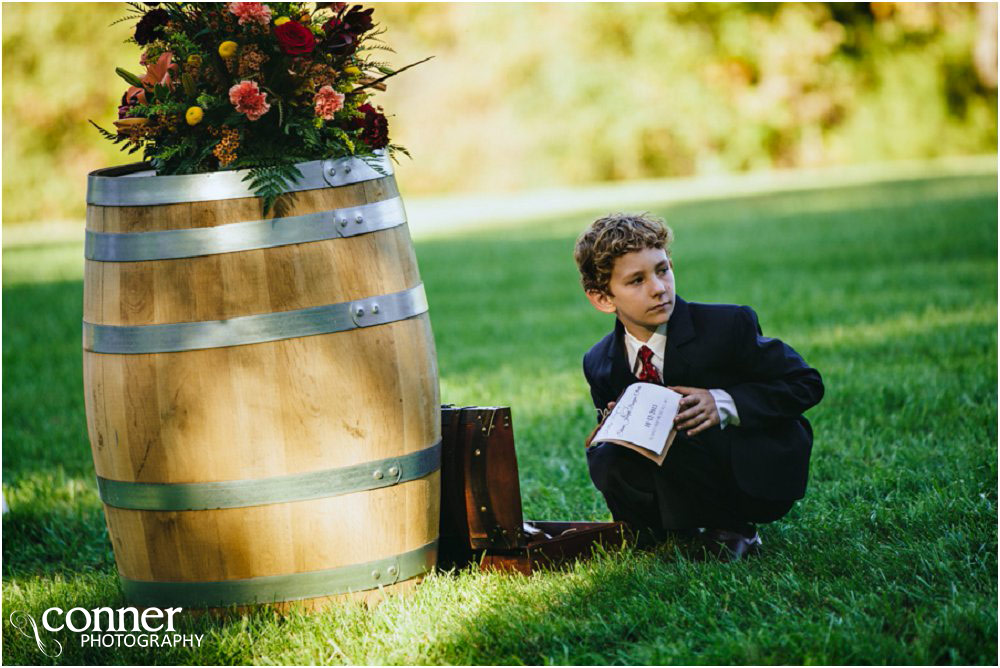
left=240, top=162, right=305, bottom=216
left=387, top=143, right=412, bottom=161
left=359, top=43, right=394, bottom=53
left=109, top=15, right=139, bottom=27
left=89, top=120, right=122, bottom=142
left=89, top=120, right=150, bottom=157
left=358, top=153, right=390, bottom=176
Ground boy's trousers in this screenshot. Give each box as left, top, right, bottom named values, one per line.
left=586, top=428, right=794, bottom=533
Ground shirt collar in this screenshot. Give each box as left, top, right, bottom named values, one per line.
left=623, top=322, right=667, bottom=375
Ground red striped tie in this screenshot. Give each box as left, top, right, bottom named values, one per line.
left=637, top=345, right=662, bottom=384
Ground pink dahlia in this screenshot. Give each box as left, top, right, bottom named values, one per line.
left=229, top=80, right=270, bottom=121
left=228, top=2, right=272, bottom=26
left=313, top=86, right=345, bottom=120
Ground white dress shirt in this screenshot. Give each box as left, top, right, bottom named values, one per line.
left=623, top=323, right=741, bottom=429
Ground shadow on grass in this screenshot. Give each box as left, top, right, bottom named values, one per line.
left=2, top=280, right=93, bottom=481
left=1, top=569, right=296, bottom=666
left=2, top=503, right=113, bottom=579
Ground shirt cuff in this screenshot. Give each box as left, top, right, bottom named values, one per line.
left=709, top=389, right=740, bottom=430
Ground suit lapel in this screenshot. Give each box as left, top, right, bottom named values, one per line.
left=608, top=298, right=697, bottom=391
left=662, top=296, right=695, bottom=385
left=607, top=319, right=635, bottom=393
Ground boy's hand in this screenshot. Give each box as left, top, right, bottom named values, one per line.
left=669, top=387, right=719, bottom=435
left=585, top=401, right=617, bottom=449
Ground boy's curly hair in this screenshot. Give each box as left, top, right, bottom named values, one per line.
left=574, top=212, right=673, bottom=294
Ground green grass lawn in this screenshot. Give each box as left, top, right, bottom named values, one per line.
left=3, top=172, right=997, bottom=665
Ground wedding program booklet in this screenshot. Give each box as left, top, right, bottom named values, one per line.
left=589, top=382, right=683, bottom=466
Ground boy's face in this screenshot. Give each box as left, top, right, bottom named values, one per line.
left=586, top=247, right=675, bottom=341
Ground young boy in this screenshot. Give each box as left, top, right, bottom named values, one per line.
left=574, top=213, right=824, bottom=559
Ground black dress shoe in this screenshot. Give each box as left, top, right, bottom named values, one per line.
left=699, top=528, right=762, bottom=562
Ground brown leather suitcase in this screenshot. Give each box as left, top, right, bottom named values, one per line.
left=439, top=405, right=632, bottom=573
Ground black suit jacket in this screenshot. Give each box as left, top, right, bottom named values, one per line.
left=583, top=296, right=824, bottom=500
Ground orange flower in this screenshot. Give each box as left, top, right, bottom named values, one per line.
left=125, top=51, right=179, bottom=105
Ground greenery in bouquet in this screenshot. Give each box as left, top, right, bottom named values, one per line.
left=92, top=2, right=427, bottom=212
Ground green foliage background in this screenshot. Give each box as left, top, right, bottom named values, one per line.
left=2, top=2, right=997, bottom=224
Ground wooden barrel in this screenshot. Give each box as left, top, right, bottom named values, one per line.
left=83, top=154, right=440, bottom=610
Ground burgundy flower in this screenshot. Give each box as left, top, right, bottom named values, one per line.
left=321, top=18, right=358, bottom=56
left=118, top=91, right=141, bottom=119
left=341, top=5, right=374, bottom=35
left=354, top=103, right=389, bottom=149
left=274, top=20, right=316, bottom=56
left=321, top=4, right=373, bottom=55
left=134, top=8, right=169, bottom=46
left=322, top=16, right=345, bottom=34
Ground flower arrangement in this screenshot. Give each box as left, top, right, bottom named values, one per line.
left=93, top=2, right=428, bottom=212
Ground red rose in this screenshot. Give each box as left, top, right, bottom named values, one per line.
left=274, top=21, right=316, bottom=56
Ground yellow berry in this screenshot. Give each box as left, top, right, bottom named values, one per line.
left=274, top=16, right=290, bottom=26
left=185, top=106, right=204, bottom=126
left=218, top=41, right=238, bottom=58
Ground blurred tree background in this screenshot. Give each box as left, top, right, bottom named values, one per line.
left=2, top=2, right=996, bottom=225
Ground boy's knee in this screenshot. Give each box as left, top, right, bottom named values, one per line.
left=586, top=443, right=615, bottom=491
left=587, top=443, right=644, bottom=492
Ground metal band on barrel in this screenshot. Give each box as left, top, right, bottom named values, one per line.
left=120, top=540, right=438, bottom=608
left=97, top=440, right=441, bottom=511
left=85, top=197, right=407, bottom=262
left=87, top=153, right=393, bottom=206
left=82, top=284, right=427, bottom=354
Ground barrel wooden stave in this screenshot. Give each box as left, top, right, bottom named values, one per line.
left=104, top=472, right=439, bottom=582
left=83, top=180, right=413, bottom=328
left=83, top=231, right=420, bottom=325
left=85, top=316, right=438, bottom=482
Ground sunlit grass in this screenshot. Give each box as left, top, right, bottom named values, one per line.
left=2, top=173, right=996, bottom=665
left=1, top=241, right=84, bottom=286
